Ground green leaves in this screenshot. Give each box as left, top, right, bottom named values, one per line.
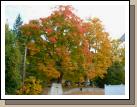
left=5, top=24, right=22, bottom=94
left=105, top=61, right=125, bottom=85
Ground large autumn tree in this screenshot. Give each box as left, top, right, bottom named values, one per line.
left=20, top=5, right=112, bottom=84
left=86, top=18, right=112, bottom=80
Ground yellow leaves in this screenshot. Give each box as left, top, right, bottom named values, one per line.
left=86, top=70, right=97, bottom=80
left=27, top=42, right=40, bottom=55
left=37, top=62, right=60, bottom=79
left=45, top=67, right=60, bottom=79
left=16, top=76, right=42, bottom=95
left=60, top=54, right=78, bottom=72
left=55, top=46, right=70, bottom=57
left=85, top=17, right=112, bottom=80
left=111, top=39, right=125, bottom=63
left=79, top=76, right=84, bottom=82
left=37, top=62, right=45, bottom=71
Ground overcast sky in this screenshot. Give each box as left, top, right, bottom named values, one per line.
left=5, top=4, right=126, bottom=39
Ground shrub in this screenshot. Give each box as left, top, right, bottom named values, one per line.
left=16, top=76, right=42, bottom=95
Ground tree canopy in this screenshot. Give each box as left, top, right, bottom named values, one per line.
left=20, top=5, right=112, bottom=83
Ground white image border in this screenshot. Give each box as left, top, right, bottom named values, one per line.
left=1, top=1, right=129, bottom=99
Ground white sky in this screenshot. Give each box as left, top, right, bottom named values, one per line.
left=5, top=4, right=126, bottom=39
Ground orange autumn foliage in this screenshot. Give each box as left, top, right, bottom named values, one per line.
left=20, top=6, right=112, bottom=83
left=37, top=62, right=60, bottom=79
left=27, top=42, right=40, bottom=55
left=49, top=37, right=57, bottom=43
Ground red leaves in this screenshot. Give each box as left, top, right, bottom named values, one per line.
left=44, top=28, right=53, bottom=34
left=76, top=23, right=90, bottom=34
left=82, top=40, right=91, bottom=56
left=64, top=9, right=72, bottom=17
left=49, top=37, right=57, bottom=43
left=76, top=24, right=87, bottom=34
left=59, top=5, right=73, bottom=14
left=31, top=25, right=40, bottom=30
left=82, top=40, right=89, bottom=47
left=79, top=27, right=86, bottom=34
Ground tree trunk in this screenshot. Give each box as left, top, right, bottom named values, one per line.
left=57, top=73, right=63, bottom=83
left=22, top=46, right=27, bottom=90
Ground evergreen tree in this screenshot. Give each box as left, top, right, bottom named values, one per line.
left=105, top=61, right=125, bottom=85
left=13, top=14, right=27, bottom=86
left=13, top=14, right=23, bottom=39
left=5, top=24, right=22, bottom=94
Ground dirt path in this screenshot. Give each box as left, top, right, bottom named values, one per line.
left=63, top=88, right=104, bottom=95
left=42, top=84, right=104, bottom=95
